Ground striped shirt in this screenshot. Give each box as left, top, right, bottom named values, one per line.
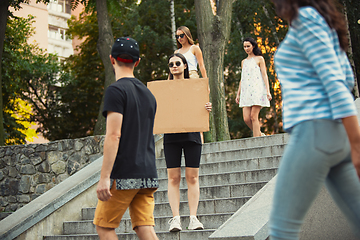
left=274, top=6, right=356, bottom=132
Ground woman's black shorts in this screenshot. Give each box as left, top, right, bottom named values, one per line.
left=164, top=141, right=202, bottom=168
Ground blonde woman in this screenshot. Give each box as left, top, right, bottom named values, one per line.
left=174, top=26, right=209, bottom=143
left=174, top=26, right=207, bottom=79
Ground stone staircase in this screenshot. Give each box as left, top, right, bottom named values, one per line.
left=43, top=134, right=287, bottom=240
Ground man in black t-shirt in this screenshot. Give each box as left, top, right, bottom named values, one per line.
left=93, top=37, right=159, bottom=240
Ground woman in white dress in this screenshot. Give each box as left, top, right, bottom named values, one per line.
left=235, top=37, right=272, bottom=137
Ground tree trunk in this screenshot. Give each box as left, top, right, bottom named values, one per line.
left=0, top=0, right=10, bottom=145
left=194, top=0, right=233, bottom=141
left=262, top=4, right=280, bottom=133
left=170, top=0, right=176, bottom=51
left=262, top=5, right=280, bottom=45
left=343, top=0, right=360, bottom=97
left=93, top=0, right=114, bottom=135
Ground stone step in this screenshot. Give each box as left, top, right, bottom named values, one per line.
left=0, top=212, right=12, bottom=221
left=44, top=229, right=216, bottom=240
left=81, top=181, right=268, bottom=221
left=201, top=134, right=288, bottom=154
left=157, top=168, right=277, bottom=191
left=156, top=155, right=282, bottom=178
left=78, top=196, right=250, bottom=224
left=155, top=144, right=285, bottom=168
left=62, top=213, right=232, bottom=235
left=41, top=135, right=286, bottom=240
left=156, top=134, right=287, bottom=158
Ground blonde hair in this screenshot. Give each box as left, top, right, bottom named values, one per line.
left=176, top=26, right=194, bottom=49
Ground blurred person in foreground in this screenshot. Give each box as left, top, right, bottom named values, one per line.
left=269, top=0, right=360, bottom=239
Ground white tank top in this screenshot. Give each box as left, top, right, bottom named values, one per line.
left=181, top=45, right=198, bottom=71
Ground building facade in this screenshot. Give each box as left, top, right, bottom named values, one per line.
left=13, top=0, right=81, bottom=60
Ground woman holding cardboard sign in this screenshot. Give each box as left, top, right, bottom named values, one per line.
left=165, top=53, right=211, bottom=232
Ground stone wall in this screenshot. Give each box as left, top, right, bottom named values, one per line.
left=0, top=135, right=105, bottom=213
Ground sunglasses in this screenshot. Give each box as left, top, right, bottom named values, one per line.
left=175, top=34, right=185, bottom=39
left=168, top=61, right=182, bottom=68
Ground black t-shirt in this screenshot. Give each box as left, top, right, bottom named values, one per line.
left=103, top=77, right=158, bottom=180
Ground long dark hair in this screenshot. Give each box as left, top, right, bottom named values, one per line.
left=272, top=0, right=348, bottom=51
left=168, top=53, right=189, bottom=80
left=243, top=37, right=262, bottom=56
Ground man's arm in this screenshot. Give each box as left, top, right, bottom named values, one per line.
left=96, top=111, right=123, bottom=201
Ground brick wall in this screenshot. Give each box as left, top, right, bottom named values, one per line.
left=0, top=135, right=105, bottom=213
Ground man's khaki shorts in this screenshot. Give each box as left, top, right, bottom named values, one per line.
left=93, top=182, right=157, bottom=230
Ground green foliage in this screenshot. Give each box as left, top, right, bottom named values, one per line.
left=63, top=0, right=359, bottom=142
left=51, top=0, right=199, bottom=141
left=64, top=0, right=288, bottom=141
left=4, top=0, right=289, bottom=143
left=52, top=11, right=105, bottom=140
left=111, top=0, right=196, bottom=82
left=8, top=0, right=50, bottom=11
left=2, top=13, right=103, bottom=143
left=61, top=0, right=196, bottom=140
left=4, top=0, right=355, bottom=143
left=2, top=15, right=60, bottom=144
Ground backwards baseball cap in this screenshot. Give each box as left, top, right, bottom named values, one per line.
left=111, top=37, right=139, bottom=63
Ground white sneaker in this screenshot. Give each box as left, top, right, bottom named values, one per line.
left=188, top=216, right=204, bottom=230
left=168, top=216, right=182, bottom=232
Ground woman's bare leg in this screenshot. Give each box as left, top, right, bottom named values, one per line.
left=167, top=168, right=181, bottom=217
left=243, top=107, right=253, bottom=130
left=251, top=106, right=262, bottom=137
left=185, top=167, right=200, bottom=216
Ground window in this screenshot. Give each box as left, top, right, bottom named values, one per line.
left=48, top=0, right=71, bottom=14
left=48, top=25, right=70, bottom=41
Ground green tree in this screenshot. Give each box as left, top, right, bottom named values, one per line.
left=48, top=12, right=105, bottom=140
left=64, top=0, right=197, bottom=137
left=2, top=15, right=60, bottom=144
left=129, top=0, right=178, bottom=81
left=0, top=0, right=50, bottom=145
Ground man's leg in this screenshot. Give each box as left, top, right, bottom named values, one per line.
left=134, top=226, right=159, bottom=240
left=130, top=188, right=158, bottom=239
left=93, top=183, right=138, bottom=239
left=96, top=226, right=117, bottom=240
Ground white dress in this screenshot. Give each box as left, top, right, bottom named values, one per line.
left=239, top=58, right=270, bottom=107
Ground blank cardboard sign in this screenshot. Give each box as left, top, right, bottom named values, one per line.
left=147, top=78, right=209, bottom=134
